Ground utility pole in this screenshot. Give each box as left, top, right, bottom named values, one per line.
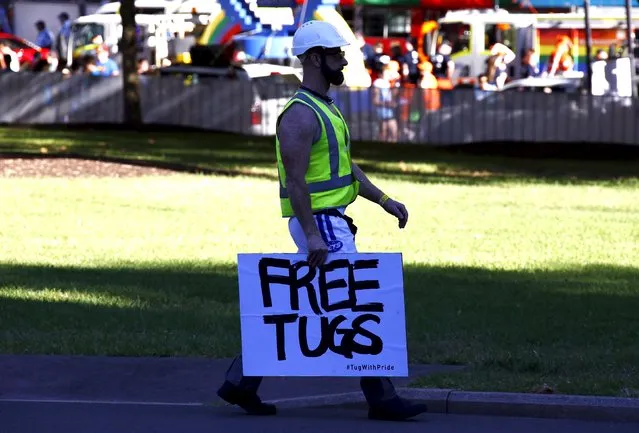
left=354, top=4, right=363, bottom=35
left=78, top=0, right=87, bottom=17
left=625, top=0, right=637, bottom=97
left=299, top=0, right=308, bottom=27
left=584, top=0, right=593, bottom=94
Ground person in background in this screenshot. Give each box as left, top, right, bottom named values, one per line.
left=520, top=49, right=540, bottom=79
left=431, top=40, right=455, bottom=106
left=419, top=60, right=440, bottom=111
left=401, top=39, right=420, bottom=86
left=31, top=49, right=59, bottom=72
left=477, top=73, right=497, bottom=91
left=388, top=60, right=402, bottom=88
left=547, top=36, right=574, bottom=77
left=373, top=61, right=399, bottom=142
left=486, top=42, right=515, bottom=90
left=91, top=45, right=119, bottom=76
left=475, top=73, right=498, bottom=101
left=355, top=32, right=375, bottom=72
left=371, top=42, right=386, bottom=81
left=92, top=34, right=104, bottom=46
left=389, top=41, right=404, bottom=75
left=389, top=56, right=415, bottom=139
left=35, top=20, right=54, bottom=49
left=56, top=12, right=72, bottom=71
left=81, top=54, right=98, bottom=75
left=431, top=40, right=455, bottom=89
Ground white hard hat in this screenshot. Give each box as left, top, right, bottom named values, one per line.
left=291, top=20, right=350, bottom=57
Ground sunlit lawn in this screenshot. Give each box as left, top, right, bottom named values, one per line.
left=0, top=127, right=638, bottom=397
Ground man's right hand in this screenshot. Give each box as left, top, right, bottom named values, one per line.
left=306, top=233, right=328, bottom=268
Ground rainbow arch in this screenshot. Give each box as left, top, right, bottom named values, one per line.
left=195, top=0, right=371, bottom=87
left=199, top=9, right=243, bottom=45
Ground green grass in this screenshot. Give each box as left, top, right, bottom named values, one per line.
left=1, top=126, right=638, bottom=398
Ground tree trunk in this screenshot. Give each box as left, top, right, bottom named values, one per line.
left=119, top=0, right=142, bottom=126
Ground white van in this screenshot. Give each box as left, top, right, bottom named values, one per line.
left=156, top=62, right=300, bottom=136
left=67, top=0, right=214, bottom=67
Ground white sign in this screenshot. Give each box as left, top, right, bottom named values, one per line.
left=237, top=253, right=408, bottom=377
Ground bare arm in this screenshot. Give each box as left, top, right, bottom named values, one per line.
left=491, top=43, right=516, bottom=64
left=447, top=60, right=455, bottom=80
left=279, top=103, right=319, bottom=238
left=548, top=48, right=564, bottom=76
left=373, top=86, right=381, bottom=106
left=352, top=162, right=385, bottom=204
left=352, top=162, right=409, bottom=229
left=503, top=46, right=516, bottom=65
left=278, top=103, right=327, bottom=265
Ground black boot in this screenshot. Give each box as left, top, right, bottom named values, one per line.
left=368, top=396, right=427, bottom=421
left=217, top=381, right=277, bottom=416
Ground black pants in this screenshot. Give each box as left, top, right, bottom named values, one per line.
left=224, top=354, right=398, bottom=406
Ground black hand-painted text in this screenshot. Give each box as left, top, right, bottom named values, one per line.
left=258, top=258, right=385, bottom=361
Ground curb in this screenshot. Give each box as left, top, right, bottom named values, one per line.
left=265, top=392, right=367, bottom=409
left=266, top=388, right=639, bottom=423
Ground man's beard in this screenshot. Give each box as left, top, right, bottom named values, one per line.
left=320, top=56, right=344, bottom=86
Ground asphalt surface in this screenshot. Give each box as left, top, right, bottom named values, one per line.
left=0, top=355, right=463, bottom=402
left=2, top=355, right=638, bottom=432
left=2, top=401, right=639, bottom=433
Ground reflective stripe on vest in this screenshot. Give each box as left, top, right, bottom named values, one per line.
left=278, top=91, right=354, bottom=199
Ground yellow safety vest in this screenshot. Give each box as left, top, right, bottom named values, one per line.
left=275, top=90, right=359, bottom=218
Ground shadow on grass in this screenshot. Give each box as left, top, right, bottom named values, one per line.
left=402, top=262, right=639, bottom=396
left=402, top=263, right=639, bottom=363
left=1, top=261, right=638, bottom=372
left=0, top=263, right=244, bottom=357
left=1, top=127, right=637, bottom=186
left=353, top=140, right=639, bottom=186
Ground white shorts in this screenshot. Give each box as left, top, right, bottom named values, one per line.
left=288, top=207, right=358, bottom=254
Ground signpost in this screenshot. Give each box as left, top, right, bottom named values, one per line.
left=585, top=0, right=593, bottom=94
left=626, top=0, right=638, bottom=97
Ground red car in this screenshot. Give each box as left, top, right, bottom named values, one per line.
left=0, top=32, right=49, bottom=67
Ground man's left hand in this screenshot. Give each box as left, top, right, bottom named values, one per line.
left=382, top=199, right=409, bottom=229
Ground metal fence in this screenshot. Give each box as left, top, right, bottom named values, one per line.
left=1, top=72, right=638, bottom=146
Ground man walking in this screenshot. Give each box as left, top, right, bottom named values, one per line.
left=217, top=20, right=427, bottom=422
left=34, top=20, right=54, bottom=50
left=55, top=12, right=72, bottom=70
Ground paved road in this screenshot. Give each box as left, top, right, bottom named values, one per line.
left=0, top=355, right=463, bottom=402
left=2, top=401, right=638, bottom=433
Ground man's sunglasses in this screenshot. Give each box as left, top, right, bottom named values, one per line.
left=318, top=48, right=345, bottom=58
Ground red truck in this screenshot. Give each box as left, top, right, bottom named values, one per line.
left=0, top=32, right=49, bottom=68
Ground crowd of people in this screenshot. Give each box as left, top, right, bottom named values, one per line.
left=356, top=35, right=458, bottom=142
left=0, top=12, right=125, bottom=77
left=0, top=13, right=69, bottom=73
left=356, top=33, right=575, bottom=93
left=353, top=32, right=602, bottom=141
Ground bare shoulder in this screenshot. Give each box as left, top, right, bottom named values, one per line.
left=278, top=101, right=319, bottom=143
